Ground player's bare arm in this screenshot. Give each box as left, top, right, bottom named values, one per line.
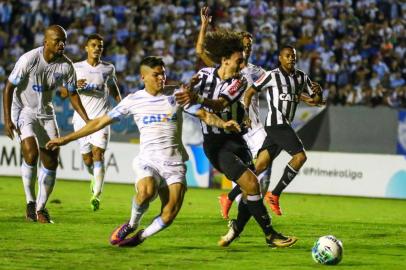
left=108, top=80, right=122, bottom=103
left=196, top=7, right=215, bottom=67
left=69, top=89, right=90, bottom=122
left=195, top=108, right=241, bottom=133
left=2, top=81, right=18, bottom=139
left=309, top=82, right=323, bottom=105
left=46, top=114, right=114, bottom=150
left=243, top=86, right=256, bottom=109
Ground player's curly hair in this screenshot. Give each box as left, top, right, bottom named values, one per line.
left=203, top=29, right=244, bottom=64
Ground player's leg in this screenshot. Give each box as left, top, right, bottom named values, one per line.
left=268, top=125, right=306, bottom=215
left=14, top=112, right=39, bottom=221
left=110, top=176, right=157, bottom=245
left=35, top=118, right=60, bottom=223
left=91, top=146, right=105, bottom=197
left=89, top=126, right=109, bottom=210
left=136, top=182, right=186, bottom=243
left=37, top=146, right=59, bottom=223
left=21, top=137, right=39, bottom=221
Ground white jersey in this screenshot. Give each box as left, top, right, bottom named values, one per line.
left=72, top=60, right=117, bottom=122
left=107, top=88, right=191, bottom=163
left=241, top=63, right=266, bottom=132
left=8, top=46, right=76, bottom=119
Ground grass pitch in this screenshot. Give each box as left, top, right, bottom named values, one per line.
left=0, top=176, right=405, bottom=270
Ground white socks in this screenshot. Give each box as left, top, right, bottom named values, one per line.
left=21, top=161, right=37, bottom=203
left=36, top=166, right=56, bottom=211
left=129, top=198, right=149, bottom=229
left=93, top=161, right=105, bottom=197
left=140, top=216, right=167, bottom=240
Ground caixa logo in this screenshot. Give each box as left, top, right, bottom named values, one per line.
left=80, top=83, right=102, bottom=92
left=142, top=113, right=177, bottom=124
left=279, top=93, right=299, bottom=102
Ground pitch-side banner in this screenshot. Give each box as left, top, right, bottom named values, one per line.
left=271, top=151, right=406, bottom=199
left=0, top=136, right=210, bottom=187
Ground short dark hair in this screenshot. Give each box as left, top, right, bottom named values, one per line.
left=140, top=56, right=165, bottom=70
left=279, top=44, right=295, bottom=54
left=204, top=30, right=244, bottom=64
left=86, top=33, right=103, bottom=44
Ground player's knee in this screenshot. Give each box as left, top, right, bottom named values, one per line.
left=82, top=155, right=93, bottom=166
left=23, top=151, right=39, bottom=165
left=137, top=187, right=157, bottom=204
left=294, top=151, right=307, bottom=166
left=255, top=159, right=269, bottom=174
left=92, top=148, right=104, bottom=161
left=241, top=173, right=260, bottom=194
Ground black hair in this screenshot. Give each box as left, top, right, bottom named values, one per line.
left=204, top=29, right=244, bottom=64
left=140, top=56, right=165, bottom=70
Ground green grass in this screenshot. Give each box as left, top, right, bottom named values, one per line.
left=0, top=176, right=405, bottom=270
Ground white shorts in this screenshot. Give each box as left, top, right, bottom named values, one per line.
left=12, top=111, right=59, bottom=148
left=243, top=126, right=267, bottom=158
left=132, top=155, right=187, bottom=189
left=73, top=117, right=110, bottom=154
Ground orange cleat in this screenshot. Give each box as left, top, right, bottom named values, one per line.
left=218, top=194, right=233, bottom=220
left=264, top=192, right=282, bottom=216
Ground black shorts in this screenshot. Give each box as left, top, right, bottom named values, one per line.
left=203, top=134, right=254, bottom=182
left=260, top=124, right=304, bottom=159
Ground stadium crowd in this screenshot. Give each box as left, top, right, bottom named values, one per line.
left=0, top=0, right=405, bottom=108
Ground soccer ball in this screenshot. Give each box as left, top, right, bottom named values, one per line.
left=312, top=235, right=343, bottom=265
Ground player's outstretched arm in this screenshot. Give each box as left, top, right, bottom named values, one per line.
left=195, top=108, right=241, bottom=133
left=46, top=114, right=114, bottom=150
left=69, top=90, right=90, bottom=122
left=196, top=7, right=216, bottom=67
left=2, top=81, right=18, bottom=140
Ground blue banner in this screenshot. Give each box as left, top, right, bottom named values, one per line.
left=397, top=110, right=406, bottom=155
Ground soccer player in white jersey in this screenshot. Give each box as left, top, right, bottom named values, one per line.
left=195, top=7, right=271, bottom=219
left=65, top=33, right=121, bottom=211
left=46, top=56, right=240, bottom=247
left=2, top=25, right=89, bottom=223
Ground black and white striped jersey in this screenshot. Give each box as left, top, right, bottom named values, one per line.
left=193, top=67, right=248, bottom=136
left=253, top=67, right=314, bottom=126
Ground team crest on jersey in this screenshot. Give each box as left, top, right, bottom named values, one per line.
left=167, top=96, right=176, bottom=106
left=53, top=72, right=63, bottom=81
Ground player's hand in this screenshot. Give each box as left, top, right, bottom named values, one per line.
left=200, top=6, right=212, bottom=26
left=189, top=74, right=201, bottom=90
left=77, top=79, right=87, bottom=90
left=311, top=82, right=322, bottom=95
left=46, top=137, right=67, bottom=151
left=4, top=119, right=19, bottom=140
left=175, top=88, right=198, bottom=106
left=223, top=120, right=241, bottom=133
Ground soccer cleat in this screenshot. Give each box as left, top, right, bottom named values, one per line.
left=218, top=193, right=233, bottom=220
left=218, top=219, right=240, bottom=247
left=117, top=230, right=145, bottom=247
left=110, top=223, right=136, bottom=245
left=266, top=232, right=297, bottom=248
left=26, top=201, right=37, bottom=222
left=90, top=196, right=100, bottom=211
left=264, top=192, right=282, bottom=216
left=36, top=208, right=54, bottom=223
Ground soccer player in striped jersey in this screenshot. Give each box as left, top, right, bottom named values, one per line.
left=61, top=34, right=122, bottom=211
left=46, top=56, right=240, bottom=247
left=176, top=30, right=297, bottom=248
left=2, top=25, right=89, bottom=223
left=195, top=7, right=271, bottom=219
left=244, top=45, right=323, bottom=216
